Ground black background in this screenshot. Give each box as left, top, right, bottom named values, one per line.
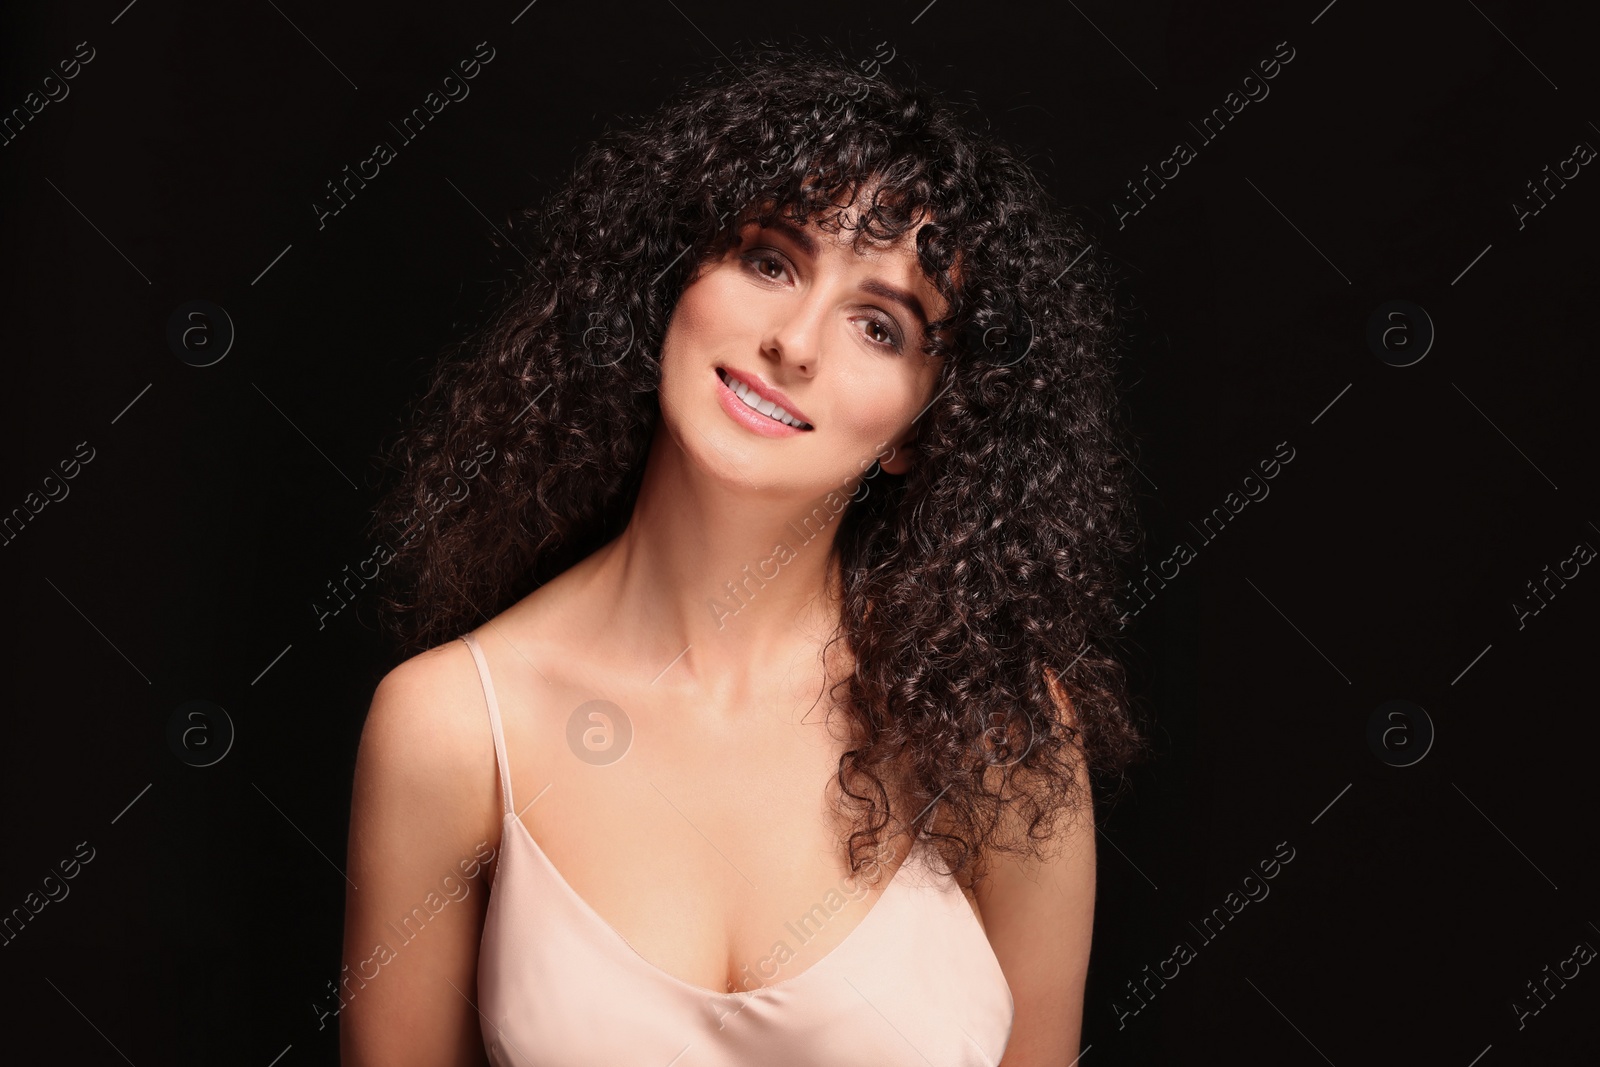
left=2, top=0, right=1595, bottom=1063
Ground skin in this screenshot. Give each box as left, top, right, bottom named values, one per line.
left=341, top=197, right=1096, bottom=1065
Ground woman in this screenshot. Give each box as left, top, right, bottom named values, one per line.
left=341, top=43, right=1147, bottom=1066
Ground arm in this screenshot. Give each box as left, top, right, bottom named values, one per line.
left=978, top=684, right=1098, bottom=1066
left=340, top=643, right=504, bottom=1067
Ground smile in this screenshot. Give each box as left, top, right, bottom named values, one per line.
left=716, top=368, right=813, bottom=431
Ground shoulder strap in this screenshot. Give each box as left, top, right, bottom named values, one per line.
left=460, top=632, right=514, bottom=817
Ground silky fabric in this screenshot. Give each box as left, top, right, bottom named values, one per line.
left=460, top=631, right=1014, bottom=1066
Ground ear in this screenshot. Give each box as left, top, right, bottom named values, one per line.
left=878, top=427, right=920, bottom=476
left=878, top=439, right=913, bottom=475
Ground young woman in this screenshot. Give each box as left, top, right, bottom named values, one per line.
left=341, top=43, right=1147, bottom=1067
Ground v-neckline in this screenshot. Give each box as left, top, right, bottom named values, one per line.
left=499, top=810, right=923, bottom=1000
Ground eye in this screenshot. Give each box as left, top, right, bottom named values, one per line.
left=739, top=241, right=906, bottom=352
left=741, top=248, right=792, bottom=283
left=858, top=314, right=904, bottom=352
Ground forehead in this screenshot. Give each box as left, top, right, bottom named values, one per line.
left=749, top=213, right=922, bottom=260
left=748, top=192, right=929, bottom=255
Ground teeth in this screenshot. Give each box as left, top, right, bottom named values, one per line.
left=722, top=370, right=808, bottom=428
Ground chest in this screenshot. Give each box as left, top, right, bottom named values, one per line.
left=493, top=670, right=937, bottom=996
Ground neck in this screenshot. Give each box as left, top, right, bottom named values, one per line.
left=589, top=420, right=854, bottom=691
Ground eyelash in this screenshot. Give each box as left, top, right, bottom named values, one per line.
left=741, top=248, right=906, bottom=352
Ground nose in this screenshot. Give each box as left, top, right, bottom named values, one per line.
left=760, top=291, right=825, bottom=376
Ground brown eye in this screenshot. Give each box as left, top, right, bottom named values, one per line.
left=742, top=248, right=789, bottom=281
left=861, top=317, right=902, bottom=350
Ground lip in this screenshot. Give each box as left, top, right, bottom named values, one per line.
left=714, top=366, right=814, bottom=435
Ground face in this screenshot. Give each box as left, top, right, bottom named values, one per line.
left=656, top=205, right=948, bottom=499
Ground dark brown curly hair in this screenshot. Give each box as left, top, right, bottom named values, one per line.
left=366, top=41, right=1151, bottom=888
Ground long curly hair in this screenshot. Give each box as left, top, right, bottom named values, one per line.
left=367, top=41, right=1151, bottom=888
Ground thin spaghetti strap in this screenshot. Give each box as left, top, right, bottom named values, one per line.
left=460, top=632, right=514, bottom=817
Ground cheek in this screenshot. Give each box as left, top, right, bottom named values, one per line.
left=830, top=359, right=930, bottom=443
left=661, top=271, right=742, bottom=373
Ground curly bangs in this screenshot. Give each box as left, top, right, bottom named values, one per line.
left=369, top=41, right=1150, bottom=886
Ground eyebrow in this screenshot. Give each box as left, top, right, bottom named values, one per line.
left=762, top=218, right=931, bottom=328
left=766, top=217, right=818, bottom=257
left=859, top=278, right=929, bottom=328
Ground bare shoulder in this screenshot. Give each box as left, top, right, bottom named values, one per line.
left=366, top=637, right=492, bottom=756
left=340, top=635, right=507, bottom=1065
left=350, top=564, right=593, bottom=832
left=975, top=678, right=1097, bottom=1065
left=352, top=635, right=503, bottom=858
